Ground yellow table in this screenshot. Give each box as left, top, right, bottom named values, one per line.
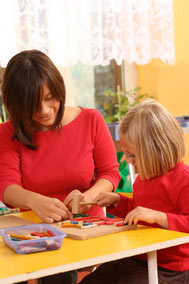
left=0, top=211, right=188, bottom=284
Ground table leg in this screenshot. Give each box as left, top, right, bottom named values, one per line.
left=147, top=251, right=158, bottom=284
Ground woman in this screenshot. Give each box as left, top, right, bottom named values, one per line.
left=0, top=50, right=120, bottom=283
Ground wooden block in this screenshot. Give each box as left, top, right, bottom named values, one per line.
left=72, top=193, right=97, bottom=214
left=72, top=192, right=81, bottom=214
left=79, top=201, right=97, bottom=206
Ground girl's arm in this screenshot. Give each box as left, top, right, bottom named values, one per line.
left=167, top=183, right=189, bottom=233
left=124, top=206, right=169, bottom=229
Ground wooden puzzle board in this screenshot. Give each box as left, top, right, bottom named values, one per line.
left=0, top=215, right=34, bottom=229
left=53, top=223, right=136, bottom=240
left=0, top=215, right=136, bottom=240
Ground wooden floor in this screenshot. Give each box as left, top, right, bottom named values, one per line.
left=27, top=270, right=91, bottom=284
left=78, top=270, right=91, bottom=282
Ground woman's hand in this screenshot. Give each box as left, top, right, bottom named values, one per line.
left=64, top=189, right=94, bottom=214
left=28, top=194, right=72, bottom=224
left=124, top=206, right=168, bottom=229
left=94, top=192, right=120, bottom=208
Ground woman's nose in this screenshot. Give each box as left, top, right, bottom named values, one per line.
left=40, top=101, right=49, bottom=114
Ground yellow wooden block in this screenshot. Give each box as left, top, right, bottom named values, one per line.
left=62, top=223, right=82, bottom=228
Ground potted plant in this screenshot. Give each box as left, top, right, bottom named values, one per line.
left=101, top=86, right=151, bottom=123
left=99, top=86, right=152, bottom=194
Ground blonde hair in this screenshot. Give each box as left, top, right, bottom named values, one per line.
left=119, top=99, right=185, bottom=180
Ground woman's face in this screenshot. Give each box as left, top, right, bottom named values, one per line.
left=32, top=84, right=60, bottom=131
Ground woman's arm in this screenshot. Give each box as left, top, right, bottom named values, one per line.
left=0, top=123, right=72, bottom=223
left=64, top=179, right=114, bottom=213
left=83, top=178, right=114, bottom=199
left=4, top=184, right=72, bottom=223
left=92, top=110, right=120, bottom=190
left=64, top=110, right=120, bottom=213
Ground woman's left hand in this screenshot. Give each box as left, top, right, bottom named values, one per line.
left=124, top=206, right=168, bottom=229
left=64, top=189, right=92, bottom=214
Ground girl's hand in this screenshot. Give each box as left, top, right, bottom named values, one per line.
left=28, top=194, right=72, bottom=224
left=94, top=192, right=120, bottom=207
left=124, top=206, right=168, bottom=229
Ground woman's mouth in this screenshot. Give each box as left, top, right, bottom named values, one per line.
left=39, top=114, right=52, bottom=121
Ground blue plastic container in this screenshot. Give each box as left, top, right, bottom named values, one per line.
left=0, top=224, right=66, bottom=254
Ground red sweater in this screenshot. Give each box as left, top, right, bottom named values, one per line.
left=108, top=162, right=189, bottom=271
left=0, top=107, right=120, bottom=216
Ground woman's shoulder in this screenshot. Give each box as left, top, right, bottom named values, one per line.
left=0, top=121, right=17, bottom=150
left=0, top=120, right=14, bottom=136
left=74, top=106, right=101, bottom=115
left=64, top=106, right=102, bottom=124
left=80, top=107, right=104, bottom=119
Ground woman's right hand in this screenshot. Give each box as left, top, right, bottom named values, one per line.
left=94, top=192, right=120, bottom=208
left=28, top=193, right=72, bottom=223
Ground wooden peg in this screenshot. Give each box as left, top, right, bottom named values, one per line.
left=72, top=192, right=97, bottom=214
left=72, top=192, right=80, bottom=214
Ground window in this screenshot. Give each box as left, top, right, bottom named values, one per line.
left=72, top=60, right=125, bottom=121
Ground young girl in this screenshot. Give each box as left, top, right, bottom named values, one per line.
left=79, top=99, right=189, bottom=284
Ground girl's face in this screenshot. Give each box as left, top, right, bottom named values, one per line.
left=119, top=134, right=138, bottom=172
left=32, top=84, right=60, bottom=131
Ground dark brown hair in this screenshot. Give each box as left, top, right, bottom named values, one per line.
left=2, top=50, right=66, bottom=149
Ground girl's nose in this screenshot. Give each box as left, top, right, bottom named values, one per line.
left=125, top=157, right=133, bottom=165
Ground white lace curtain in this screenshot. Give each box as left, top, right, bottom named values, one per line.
left=0, top=0, right=174, bottom=67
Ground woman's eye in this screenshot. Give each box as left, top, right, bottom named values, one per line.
left=45, top=97, right=53, bottom=101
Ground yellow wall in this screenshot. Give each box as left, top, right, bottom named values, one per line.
left=137, top=0, right=189, bottom=164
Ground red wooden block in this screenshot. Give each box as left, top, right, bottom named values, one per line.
left=100, top=217, right=109, bottom=221
left=105, top=221, right=114, bottom=225
left=31, top=232, right=47, bottom=237
left=47, top=230, right=55, bottom=237
left=96, top=221, right=106, bottom=226
left=116, top=222, right=128, bottom=227
left=116, top=222, right=124, bottom=227
left=85, top=218, right=101, bottom=222
left=113, top=218, right=124, bottom=222
left=70, top=216, right=92, bottom=221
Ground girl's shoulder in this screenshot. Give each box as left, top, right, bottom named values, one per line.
left=135, top=162, right=189, bottom=187
left=175, top=161, right=189, bottom=178
left=161, top=162, right=189, bottom=189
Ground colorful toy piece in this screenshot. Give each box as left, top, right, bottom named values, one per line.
left=0, top=206, right=20, bottom=216
left=59, top=215, right=126, bottom=230
left=116, top=222, right=128, bottom=227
